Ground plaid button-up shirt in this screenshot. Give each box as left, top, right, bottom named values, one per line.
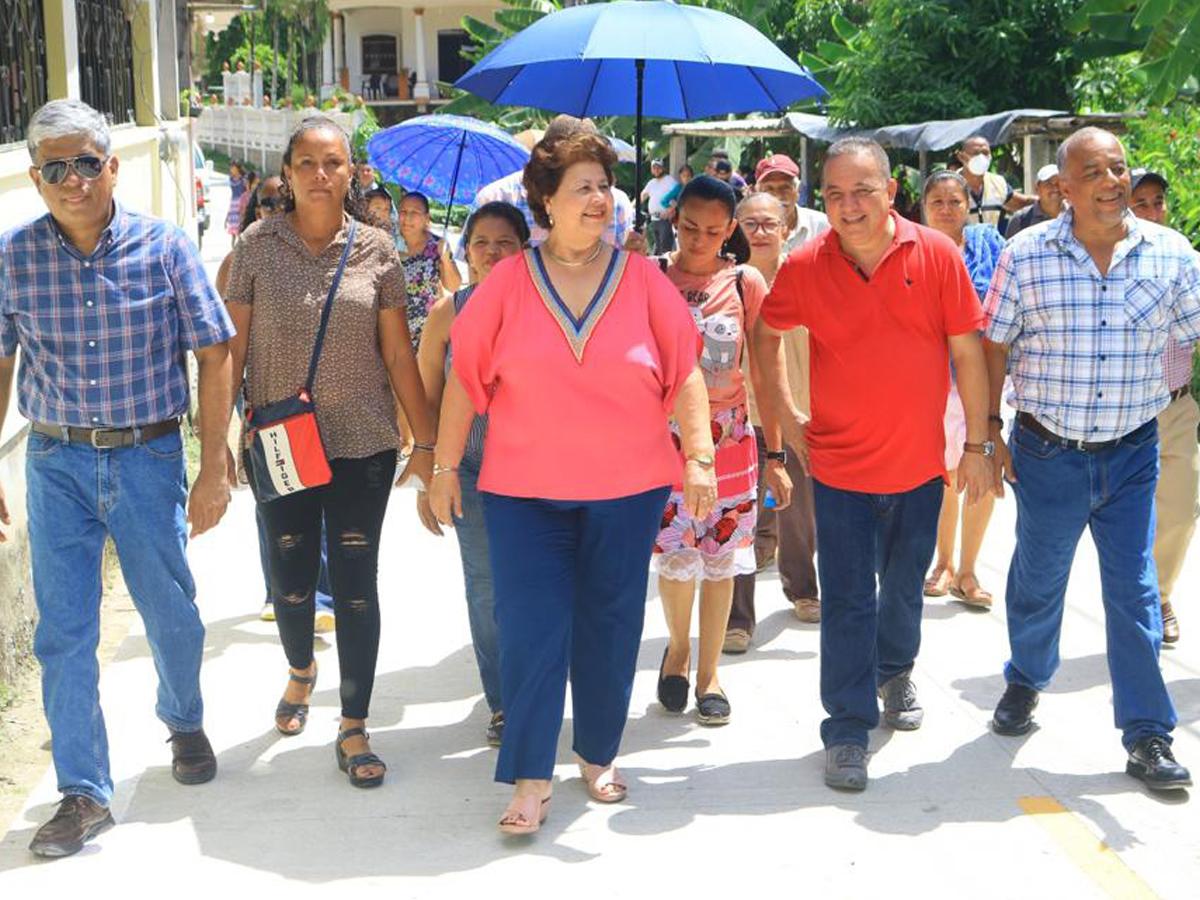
left=0, top=202, right=235, bottom=428
left=984, top=209, right=1200, bottom=442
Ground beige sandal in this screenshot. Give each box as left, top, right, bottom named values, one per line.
left=923, top=565, right=954, bottom=597
left=498, top=793, right=551, bottom=835
left=949, top=573, right=993, bottom=609
left=577, top=759, right=627, bottom=803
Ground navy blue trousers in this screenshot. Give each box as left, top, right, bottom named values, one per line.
left=482, top=486, right=670, bottom=783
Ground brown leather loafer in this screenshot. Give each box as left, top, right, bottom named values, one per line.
left=29, top=794, right=114, bottom=858
left=168, top=729, right=217, bottom=785
left=1162, top=600, right=1180, bottom=644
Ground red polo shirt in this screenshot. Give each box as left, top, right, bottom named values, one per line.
left=761, top=212, right=984, bottom=494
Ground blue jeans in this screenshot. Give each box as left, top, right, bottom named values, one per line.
left=256, top=505, right=332, bottom=612
left=26, top=429, right=204, bottom=806
left=455, top=463, right=502, bottom=713
left=812, top=476, right=942, bottom=748
left=1004, top=417, right=1174, bottom=749
left=482, top=486, right=669, bottom=783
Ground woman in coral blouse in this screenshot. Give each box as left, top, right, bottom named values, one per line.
left=428, top=127, right=716, bottom=835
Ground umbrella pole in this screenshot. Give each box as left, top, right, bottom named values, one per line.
left=443, top=131, right=469, bottom=238
left=634, top=58, right=645, bottom=233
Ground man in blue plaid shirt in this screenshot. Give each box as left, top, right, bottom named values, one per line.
left=982, top=127, right=1200, bottom=792
left=0, top=100, right=236, bottom=857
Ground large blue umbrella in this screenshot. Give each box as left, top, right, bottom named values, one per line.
left=367, top=114, right=530, bottom=233
left=455, top=0, right=827, bottom=227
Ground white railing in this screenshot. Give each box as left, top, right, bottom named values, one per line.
left=195, top=107, right=361, bottom=171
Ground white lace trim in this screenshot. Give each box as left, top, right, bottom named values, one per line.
left=653, top=546, right=756, bottom=582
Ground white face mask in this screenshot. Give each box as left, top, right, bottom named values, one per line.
left=966, top=154, right=991, bottom=177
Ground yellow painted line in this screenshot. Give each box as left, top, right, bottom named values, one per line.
left=1019, top=796, right=1159, bottom=900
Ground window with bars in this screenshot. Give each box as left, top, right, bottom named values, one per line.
left=0, top=0, right=48, bottom=145
left=77, top=0, right=135, bottom=126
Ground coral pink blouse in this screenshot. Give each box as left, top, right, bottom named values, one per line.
left=451, top=248, right=700, bottom=501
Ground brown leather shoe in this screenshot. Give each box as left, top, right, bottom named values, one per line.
left=168, top=729, right=217, bottom=785
left=793, top=597, right=821, bottom=623
left=29, top=795, right=114, bottom=858
left=1162, top=600, right=1180, bottom=644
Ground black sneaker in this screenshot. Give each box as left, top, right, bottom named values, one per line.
left=29, top=795, right=114, bottom=858
left=486, top=711, right=505, bottom=748
left=878, top=672, right=924, bottom=730
left=1126, top=736, right=1192, bottom=791
left=991, top=683, right=1039, bottom=735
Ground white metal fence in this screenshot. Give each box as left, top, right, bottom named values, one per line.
left=195, top=107, right=360, bottom=173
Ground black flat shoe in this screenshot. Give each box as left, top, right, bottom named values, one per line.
left=991, top=683, right=1038, bottom=736
left=657, top=647, right=689, bottom=713
left=696, top=690, right=731, bottom=726
left=1127, top=736, right=1192, bottom=791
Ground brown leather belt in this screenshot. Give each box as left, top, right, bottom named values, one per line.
left=31, top=418, right=180, bottom=449
left=1016, top=412, right=1129, bottom=452
left=1169, top=385, right=1192, bottom=403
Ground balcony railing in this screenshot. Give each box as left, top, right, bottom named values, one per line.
left=77, top=0, right=135, bottom=125
left=0, top=0, right=48, bottom=145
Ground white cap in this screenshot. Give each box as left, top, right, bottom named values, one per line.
left=1036, top=163, right=1059, bottom=183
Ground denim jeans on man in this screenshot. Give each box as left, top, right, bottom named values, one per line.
left=27, top=428, right=203, bottom=806
left=455, top=462, right=502, bottom=714
left=813, top=477, right=942, bottom=748
left=1004, top=418, right=1175, bottom=748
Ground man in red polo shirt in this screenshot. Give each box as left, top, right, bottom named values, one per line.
left=752, top=138, right=993, bottom=791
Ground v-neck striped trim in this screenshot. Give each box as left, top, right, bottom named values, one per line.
left=527, top=247, right=627, bottom=363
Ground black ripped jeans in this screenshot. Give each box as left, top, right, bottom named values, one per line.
left=256, top=449, right=396, bottom=719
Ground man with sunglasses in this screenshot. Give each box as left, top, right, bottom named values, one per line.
left=0, top=99, right=236, bottom=858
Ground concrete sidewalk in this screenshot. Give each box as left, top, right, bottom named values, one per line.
left=0, top=185, right=1197, bottom=898
left=2, top=470, right=1198, bottom=898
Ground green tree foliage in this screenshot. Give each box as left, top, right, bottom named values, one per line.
left=1123, top=103, right=1200, bottom=243
left=803, top=0, right=1087, bottom=126
left=1069, top=1, right=1200, bottom=103
left=203, top=1, right=328, bottom=97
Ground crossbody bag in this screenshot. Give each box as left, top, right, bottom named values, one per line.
left=245, top=220, right=357, bottom=502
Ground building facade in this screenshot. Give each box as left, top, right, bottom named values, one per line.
left=323, top=1, right=501, bottom=121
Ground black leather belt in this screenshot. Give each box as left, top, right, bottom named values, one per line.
left=31, top=418, right=180, bottom=449
left=1169, top=385, right=1192, bottom=403
left=1016, top=412, right=1131, bottom=453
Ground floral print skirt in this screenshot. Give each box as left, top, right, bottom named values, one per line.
left=653, top=404, right=757, bottom=582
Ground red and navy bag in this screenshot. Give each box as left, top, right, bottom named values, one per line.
left=245, top=220, right=356, bottom=502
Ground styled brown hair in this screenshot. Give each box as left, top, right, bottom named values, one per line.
left=523, top=131, right=617, bottom=230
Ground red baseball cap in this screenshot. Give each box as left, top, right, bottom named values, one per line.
left=755, top=154, right=799, bottom=182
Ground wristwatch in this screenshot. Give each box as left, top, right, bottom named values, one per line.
left=963, top=440, right=996, bottom=458
left=765, top=449, right=788, bottom=464
left=687, top=454, right=715, bottom=469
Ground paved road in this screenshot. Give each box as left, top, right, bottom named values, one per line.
left=0, top=184, right=1196, bottom=899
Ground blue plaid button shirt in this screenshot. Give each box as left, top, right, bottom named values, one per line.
left=0, top=202, right=235, bottom=428
left=984, top=209, right=1200, bottom=442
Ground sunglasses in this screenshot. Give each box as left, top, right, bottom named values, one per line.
left=258, top=196, right=285, bottom=212
left=38, top=155, right=108, bottom=185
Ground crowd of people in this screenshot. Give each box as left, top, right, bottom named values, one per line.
left=0, top=98, right=1196, bottom=856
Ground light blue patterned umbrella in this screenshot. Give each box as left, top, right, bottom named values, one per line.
left=366, top=114, right=530, bottom=230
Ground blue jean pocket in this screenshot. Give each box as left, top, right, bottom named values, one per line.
left=140, top=430, right=184, bottom=459
left=1012, top=423, right=1063, bottom=461
left=26, top=431, right=61, bottom=458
